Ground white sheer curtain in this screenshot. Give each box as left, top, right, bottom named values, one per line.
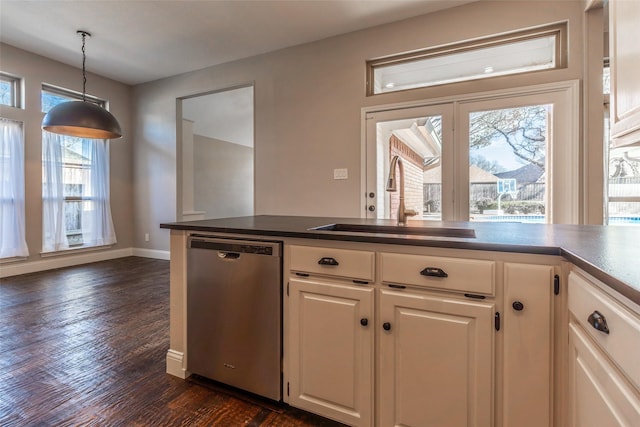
left=0, top=118, right=29, bottom=258
left=42, top=132, right=69, bottom=252
left=42, top=132, right=116, bottom=252
left=81, top=138, right=116, bottom=247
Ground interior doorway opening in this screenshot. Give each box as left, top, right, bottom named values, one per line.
left=177, top=85, right=254, bottom=221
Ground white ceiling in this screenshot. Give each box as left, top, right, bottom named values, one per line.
left=0, top=0, right=474, bottom=86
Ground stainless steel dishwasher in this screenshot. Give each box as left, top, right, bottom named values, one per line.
left=186, top=235, right=282, bottom=401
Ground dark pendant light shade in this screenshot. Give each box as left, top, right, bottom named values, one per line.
left=41, top=30, right=122, bottom=139
left=42, top=100, right=122, bottom=139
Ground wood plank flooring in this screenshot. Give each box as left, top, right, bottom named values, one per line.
left=0, top=257, right=343, bottom=426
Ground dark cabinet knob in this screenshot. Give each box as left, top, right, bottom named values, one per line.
left=512, top=301, right=524, bottom=311
left=588, top=311, right=610, bottom=334
left=382, top=322, right=391, bottom=331
left=368, top=205, right=376, bottom=212
left=360, top=318, right=368, bottom=326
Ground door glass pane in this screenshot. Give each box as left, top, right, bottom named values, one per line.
left=375, top=115, right=443, bottom=220
left=468, top=104, right=550, bottom=223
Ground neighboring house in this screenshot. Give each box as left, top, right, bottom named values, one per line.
left=495, top=162, right=546, bottom=202
left=494, top=162, right=545, bottom=184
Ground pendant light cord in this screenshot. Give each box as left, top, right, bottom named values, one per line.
left=78, top=30, right=91, bottom=102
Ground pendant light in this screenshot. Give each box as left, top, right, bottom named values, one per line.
left=42, top=30, right=122, bottom=139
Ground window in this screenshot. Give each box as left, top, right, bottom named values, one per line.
left=41, top=86, right=117, bottom=252
left=367, top=23, right=567, bottom=95
left=604, top=62, right=640, bottom=225
left=0, top=72, right=21, bottom=107
left=0, top=118, right=29, bottom=258
left=468, top=104, right=550, bottom=222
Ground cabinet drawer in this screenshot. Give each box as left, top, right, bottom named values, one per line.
left=380, top=252, right=495, bottom=295
left=289, top=245, right=375, bottom=281
left=569, top=271, right=640, bottom=391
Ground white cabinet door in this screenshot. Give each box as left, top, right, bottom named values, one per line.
left=288, top=277, right=374, bottom=427
left=568, top=323, right=640, bottom=427
left=610, top=0, right=640, bottom=147
left=502, top=263, right=554, bottom=427
left=378, top=289, right=494, bottom=427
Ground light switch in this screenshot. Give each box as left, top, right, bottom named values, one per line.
left=333, top=168, right=348, bottom=180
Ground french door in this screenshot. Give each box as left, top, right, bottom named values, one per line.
left=364, top=104, right=454, bottom=221
left=363, top=82, right=579, bottom=223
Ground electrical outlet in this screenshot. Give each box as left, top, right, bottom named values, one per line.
left=144, top=233, right=150, bottom=242
left=333, top=168, right=348, bottom=180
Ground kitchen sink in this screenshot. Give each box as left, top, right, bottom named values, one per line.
left=310, top=223, right=476, bottom=238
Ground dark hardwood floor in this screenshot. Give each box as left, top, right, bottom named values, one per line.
left=0, top=257, right=343, bottom=426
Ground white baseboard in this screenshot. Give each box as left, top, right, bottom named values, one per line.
left=166, top=349, right=191, bottom=379
left=0, top=247, right=134, bottom=278
left=132, top=248, right=170, bottom=260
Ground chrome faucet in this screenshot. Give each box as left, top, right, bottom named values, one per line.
left=386, top=155, right=418, bottom=226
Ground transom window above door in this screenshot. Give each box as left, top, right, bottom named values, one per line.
left=366, top=22, right=567, bottom=96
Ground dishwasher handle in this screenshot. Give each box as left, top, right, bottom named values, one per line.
left=218, top=251, right=240, bottom=260
left=188, top=236, right=281, bottom=256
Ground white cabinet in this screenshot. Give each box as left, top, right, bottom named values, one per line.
left=380, top=252, right=495, bottom=296
left=377, top=250, right=496, bottom=426
left=287, top=246, right=375, bottom=426
left=378, top=289, right=494, bottom=427
left=501, top=263, right=554, bottom=427
left=609, top=0, right=640, bottom=147
left=288, top=278, right=374, bottom=426
left=567, top=270, right=640, bottom=426
left=285, top=244, right=559, bottom=427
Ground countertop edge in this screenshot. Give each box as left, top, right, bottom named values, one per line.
left=560, top=248, right=640, bottom=305
left=161, top=223, right=561, bottom=255
left=160, top=219, right=640, bottom=307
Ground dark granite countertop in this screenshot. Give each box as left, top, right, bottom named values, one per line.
left=160, top=215, right=640, bottom=306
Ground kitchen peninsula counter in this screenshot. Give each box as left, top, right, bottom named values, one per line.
left=161, top=215, right=640, bottom=305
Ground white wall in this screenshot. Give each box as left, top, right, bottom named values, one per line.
left=133, top=1, right=588, bottom=251
left=193, top=135, right=254, bottom=219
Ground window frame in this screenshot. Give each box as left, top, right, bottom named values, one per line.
left=41, top=84, right=115, bottom=252
left=41, top=83, right=104, bottom=112
left=366, top=22, right=568, bottom=96
left=0, top=72, right=22, bottom=108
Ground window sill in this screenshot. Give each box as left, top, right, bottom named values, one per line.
left=40, top=244, right=114, bottom=258
left=0, top=256, right=28, bottom=265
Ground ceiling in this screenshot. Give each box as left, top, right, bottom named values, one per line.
left=0, top=0, right=474, bottom=86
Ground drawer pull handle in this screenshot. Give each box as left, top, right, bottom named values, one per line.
left=420, top=267, right=448, bottom=278
left=587, top=311, right=610, bottom=335
left=318, top=257, right=339, bottom=266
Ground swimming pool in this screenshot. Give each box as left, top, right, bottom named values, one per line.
left=472, top=215, right=640, bottom=224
